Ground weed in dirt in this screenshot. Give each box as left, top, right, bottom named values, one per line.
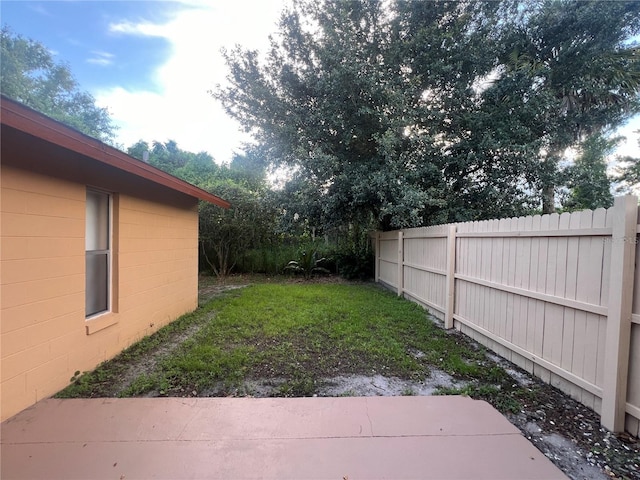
left=436, top=384, right=523, bottom=414
left=276, top=373, right=318, bottom=397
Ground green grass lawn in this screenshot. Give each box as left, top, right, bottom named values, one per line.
left=57, top=282, right=520, bottom=409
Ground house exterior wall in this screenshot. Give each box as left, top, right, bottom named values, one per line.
left=1, top=160, right=199, bottom=421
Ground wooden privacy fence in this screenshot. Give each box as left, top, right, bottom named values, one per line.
left=374, top=195, right=640, bottom=435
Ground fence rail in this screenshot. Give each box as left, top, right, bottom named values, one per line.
left=374, top=195, right=640, bottom=435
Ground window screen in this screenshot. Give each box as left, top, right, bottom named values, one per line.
left=86, top=189, right=110, bottom=317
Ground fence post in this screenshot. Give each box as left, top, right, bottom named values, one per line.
left=444, top=224, right=457, bottom=329
left=397, top=230, right=404, bottom=297
left=374, top=231, right=380, bottom=283
left=601, top=195, right=638, bottom=432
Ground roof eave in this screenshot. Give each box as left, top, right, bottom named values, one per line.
left=0, top=96, right=230, bottom=209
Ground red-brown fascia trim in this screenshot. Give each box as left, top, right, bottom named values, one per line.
left=0, top=96, right=230, bottom=209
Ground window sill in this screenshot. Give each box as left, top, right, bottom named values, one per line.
left=85, top=313, right=118, bottom=335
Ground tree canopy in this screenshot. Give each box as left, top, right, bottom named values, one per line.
left=127, top=140, right=278, bottom=276
left=496, top=1, right=640, bottom=212
left=614, top=132, right=640, bottom=193
left=561, top=133, right=617, bottom=211
left=0, top=27, right=116, bottom=143
left=215, top=0, right=640, bottom=230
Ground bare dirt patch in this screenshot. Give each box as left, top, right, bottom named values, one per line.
left=198, top=284, right=249, bottom=305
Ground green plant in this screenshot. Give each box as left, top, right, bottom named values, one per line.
left=333, top=250, right=374, bottom=280
left=338, top=390, right=357, bottom=397
left=276, top=373, right=317, bottom=397
left=284, top=248, right=330, bottom=279
left=435, top=383, right=523, bottom=414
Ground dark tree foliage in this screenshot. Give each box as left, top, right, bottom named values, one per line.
left=215, top=0, right=640, bottom=231
left=127, top=140, right=278, bottom=276
left=1, top=27, right=116, bottom=143
left=614, top=131, right=640, bottom=194
left=496, top=1, right=640, bottom=212
left=128, top=139, right=223, bottom=186
left=561, top=134, right=617, bottom=211
left=199, top=180, right=277, bottom=277
left=216, top=1, right=512, bottom=230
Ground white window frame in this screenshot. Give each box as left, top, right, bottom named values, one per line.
left=85, top=188, right=112, bottom=319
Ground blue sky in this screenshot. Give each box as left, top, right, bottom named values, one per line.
left=1, top=0, right=639, bottom=169
left=1, top=0, right=286, bottom=163
left=2, top=1, right=176, bottom=92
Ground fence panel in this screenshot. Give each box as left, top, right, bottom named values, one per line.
left=625, top=209, right=640, bottom=436
left=402, top=226, right=449, bottom=321
left=377, top=232, right=399, bottom=291
left=375, top=195, right=639, bottom=435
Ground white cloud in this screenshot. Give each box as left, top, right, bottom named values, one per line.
left=615, top=116, right=640, bottom=159
left=96, top=0, right=288, bottom=164
left=87, top=50, right=115, bottom=66
left=27, top=3, right=52, bottom=17
left=109, top=21, right=167, bottom=38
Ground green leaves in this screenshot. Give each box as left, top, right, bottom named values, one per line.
left=284, top=247, right=330, bottom=279
left=215, top=0, right=640, bottom=228
left=496, top=0, right=640, bottom=211
left=561, top=133, right=618, bottom=211
left=1, top=27, right=116, bottom=143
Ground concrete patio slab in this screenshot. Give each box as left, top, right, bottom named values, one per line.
left=1, top=396, right=567, bottom=479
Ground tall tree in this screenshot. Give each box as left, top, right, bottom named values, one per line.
left=0, top=27, right=115, bottom=142
left=614, top=131, right=640, bottom=193
left=497, top=0, right=640, bottom=212
left=215, top=0, right=512, bottom=230
left=127, top=139, right=221, bottom=185
left=215, top=0, right=640, bottom=229
left=127, top=139, right=277, bottom=276
left=395, top=0, right=540, bottom=222
left=199, top=179, right=277, bottom=277
left=562, top=133, right=617, bottom=211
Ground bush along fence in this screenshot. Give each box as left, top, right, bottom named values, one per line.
left=374, top=195, right=640, bottom=436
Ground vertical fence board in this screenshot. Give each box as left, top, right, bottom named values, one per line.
left=505, top=218, right=517, bottom=346
left=552, top=212, right=573, bottom=393
left=571, top=210, right=593, bottom=406
left=628, top=209, right=640, bottom=434
left=543, top=213, right=563, bottom=380
left=479, top=221, right=489, bottom=333
left=591, top=209, right=608, bottom=391
left=397, top=231, right=404, bottom=297
left=534, top=215, right=551, bottom=382
left=527, top=216, right=542, bottom=358
left=375, top=232, right=380, bottom=283
left=582, top=209, right=607, bottom=412
left=602, top=196, right=638, bottom=431
left=498, top=219, right=510, bottom=359
left=517, top=215, right=534, bottom=372
left=562, top=210, right=581, bottom=399
left=445, top=225, right=456, bottom=329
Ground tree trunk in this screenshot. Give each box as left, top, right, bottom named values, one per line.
left=540, top=153, right=560, bottom=215
left=200, top=241, right=218, bottom=276
left=542, top=184, right=556, bottom=214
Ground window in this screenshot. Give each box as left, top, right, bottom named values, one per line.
left=85, top=189, right=110, bottom=317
